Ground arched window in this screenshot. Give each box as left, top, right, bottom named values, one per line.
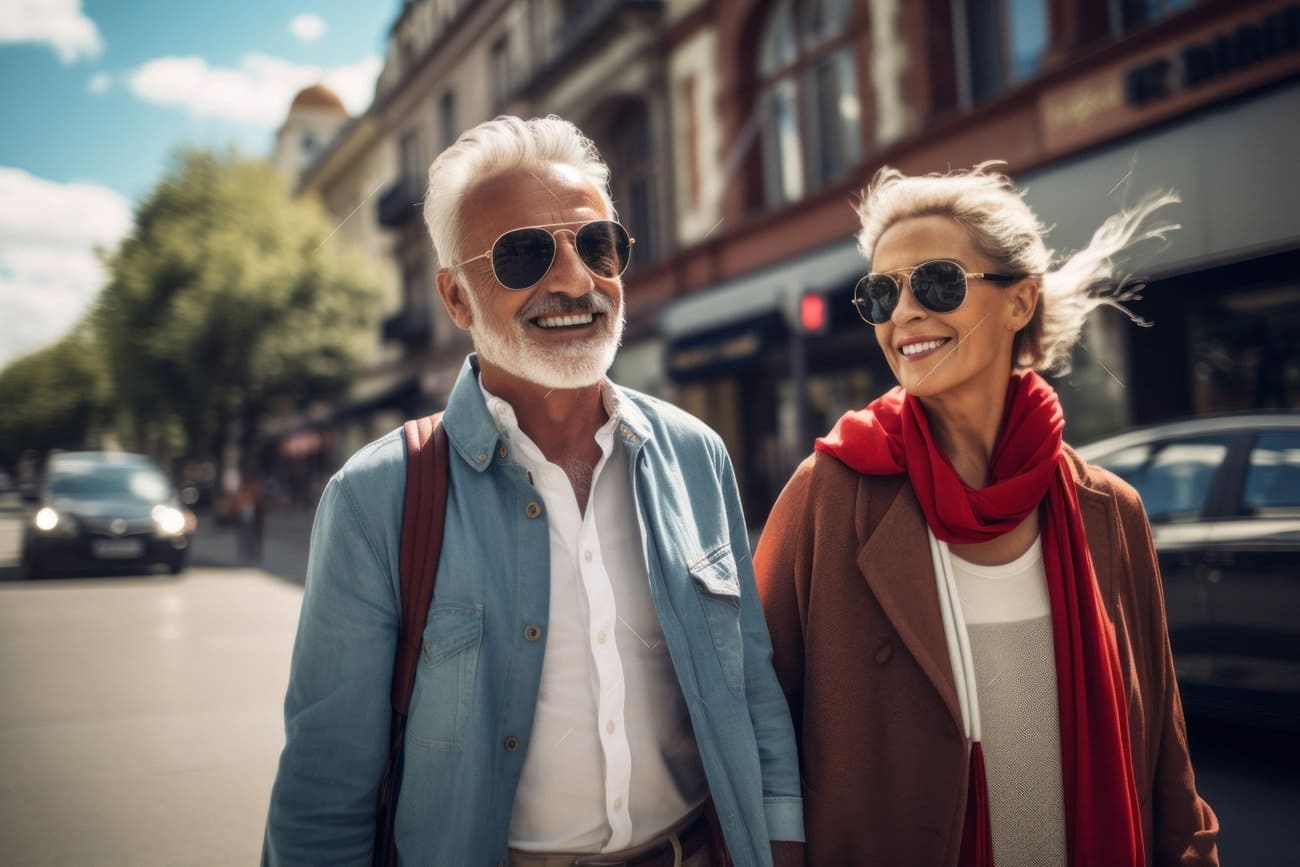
left=756, top=0, right=861, bottom=208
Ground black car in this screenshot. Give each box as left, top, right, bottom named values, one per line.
left=21, top=451, right=193, bottom=578
left=1077, top=413, right=1300, bottom=726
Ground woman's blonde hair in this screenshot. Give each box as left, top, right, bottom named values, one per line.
left=856, top=162, right=1179, bottom=374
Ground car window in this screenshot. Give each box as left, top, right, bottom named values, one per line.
left=1094, top=438, right=1228, bottom=522
left=48, top=465, right=172, bottom=501
left=1243, top=432, right=1300, bottom=513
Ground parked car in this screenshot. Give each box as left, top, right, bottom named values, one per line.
left=1077, top=412, right=1300, bottom=727
left=21, top=451, right=195, bottom=579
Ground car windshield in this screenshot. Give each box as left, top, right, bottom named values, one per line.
left=48, top=465, right=173, bottom=502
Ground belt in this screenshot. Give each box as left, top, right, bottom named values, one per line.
left=508, top=804, right=712, bottom=867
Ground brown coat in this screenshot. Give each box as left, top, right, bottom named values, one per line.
left=755, top=446, right=1219, bottom=866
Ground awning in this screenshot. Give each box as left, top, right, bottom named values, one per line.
left=659, top=236, right=863, bottom=339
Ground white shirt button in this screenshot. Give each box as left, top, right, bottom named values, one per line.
left=613, top=797, right=623, bottom=811
left=606, top=720, right=615, bottom=735
left=584, top=550, right=593, bottom=563
left=597, top=630, right=607, bottom=644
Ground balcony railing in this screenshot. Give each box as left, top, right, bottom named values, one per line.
left=381, top=301, right=432, bottom=347
left=377, top=175, right=425, bottom=228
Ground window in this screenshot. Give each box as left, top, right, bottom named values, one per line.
left=607, top=100, right=657, bottom=267
left=1096, top=438, right=1228, bottom=522
left=1116, top=0, right=1198, bottom=31
left=958, top=0, right=1048, bottom=104
left=756, top=0, right=861, bottom=208
left=301, top=133, right=317, bottom=155
left=400, top=129, right=422, bottom=181
left=439, top=90, right=457, bottom=150
left=1243, top=432, right=1300, bottom=512
left=490, top=35, right=513, bottom=107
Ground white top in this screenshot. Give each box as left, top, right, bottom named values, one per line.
left=483, top=381, right=707, bottom=853
left=932, top=534, right=1067, bottom=867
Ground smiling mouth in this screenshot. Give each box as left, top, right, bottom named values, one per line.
left=900, top=338, right=950, bottom=357
left=533, top=312, right=599, bottom=329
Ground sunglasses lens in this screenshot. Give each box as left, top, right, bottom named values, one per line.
left=853, top=274, right=900, bottom=324
left=911, top=260, right=966, bottom=312
left=492, top=228, right=555, bottom=290
left=576, top=221, right=632, bottom=278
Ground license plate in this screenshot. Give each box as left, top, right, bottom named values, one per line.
left=92, top=538, right=145, bottom=559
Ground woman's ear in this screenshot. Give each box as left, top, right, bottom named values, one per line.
left=435, top=268, right=474, bottom=331
left=1007, top=278, right=1040, bottom=332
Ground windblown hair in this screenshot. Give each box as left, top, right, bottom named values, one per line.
left=423, top=115, right=614, bottom=268
left=856, top=162, right=1179, bottom=374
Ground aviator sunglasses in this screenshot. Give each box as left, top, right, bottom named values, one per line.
left=450, top=219, right=635, bottom=291
left=852, top=259, right=1021, bottom=325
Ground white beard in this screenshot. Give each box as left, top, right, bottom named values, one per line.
left=465, top=289, right=625, bottom=390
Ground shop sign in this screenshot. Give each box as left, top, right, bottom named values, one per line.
left=1040, top=0, right=1300, bottom=155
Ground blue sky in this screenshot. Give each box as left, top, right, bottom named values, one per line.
left=0, top=0, right=396, bottom=366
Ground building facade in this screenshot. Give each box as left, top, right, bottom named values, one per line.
left=282, top=0, right=1300, bottom=526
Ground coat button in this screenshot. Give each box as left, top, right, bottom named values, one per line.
left=874, top=643, right=893, bottom=664
left=498, top=445, right=508, bottom=458
left=524, top=624, right=542, bottom=641
left=504, top=736, right=520, bottom=752
left=525, top=501, right=543, bottom=519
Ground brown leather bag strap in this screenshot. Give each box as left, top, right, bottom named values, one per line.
left=374, top=412, right=448, bottom=867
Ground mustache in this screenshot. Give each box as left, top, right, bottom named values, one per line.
left=518, top=292, right=616, bottom=320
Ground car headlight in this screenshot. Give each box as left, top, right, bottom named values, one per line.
left=34, top=507, right=79, bottom=537
left=152, top=505, right=187, bottom=536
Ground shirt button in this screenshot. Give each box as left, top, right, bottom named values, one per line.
left=583, top=550, right=593, bottom=563
left=498, top=445, right=508, bottom=458
left=597, top=630, right=607, bottom=645
left=613, top=796, right=624, bottom=811
left=504, top=736, right=520, bottom=752
left=606, top=720, right=615, bottom=734
left=524, top=624, right=542, bottom=641
left=477, top=453, right=487, bottom=463
left=874, top=642, right=893, bottom=664
left=525, top=501, right=543, bottom=519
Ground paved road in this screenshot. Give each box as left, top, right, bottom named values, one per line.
left=1, top=502, right=302, bottom=866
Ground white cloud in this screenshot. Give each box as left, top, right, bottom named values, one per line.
left=290, top=13, right=327, bottom=42
left=0, top=168, right=132, bottom=366
left=0, top=0, right=102, bottom=63
left=88, top=72, right=110, bottom=93
left=126, top=52, right=380, bottom=127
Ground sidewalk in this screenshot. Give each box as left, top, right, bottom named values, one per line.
left=189, top=502, right=316, bottom=584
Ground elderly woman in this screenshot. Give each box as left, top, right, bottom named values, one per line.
left=755, top=164, right=1219, bottom=866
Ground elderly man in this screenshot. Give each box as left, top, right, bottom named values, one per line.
left=263, top=116, right=804, bottom=866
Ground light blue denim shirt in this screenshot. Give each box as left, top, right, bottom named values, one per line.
left=264, top=356, right=803, bottom=866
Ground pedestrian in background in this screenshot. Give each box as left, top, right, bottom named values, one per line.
left=264, top=115, right=804, bottom=866
left=755, top=163, right=1219, bottom=865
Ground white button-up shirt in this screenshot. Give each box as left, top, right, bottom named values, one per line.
left=482, top=381, right=707, bottom=853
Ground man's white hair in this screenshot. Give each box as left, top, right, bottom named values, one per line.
left=423, top=115, right=614, bottom=268
left=857, top=162, right=1179, bottom=374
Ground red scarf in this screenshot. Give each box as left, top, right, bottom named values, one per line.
left=815, top=371, right=1144, bottom=866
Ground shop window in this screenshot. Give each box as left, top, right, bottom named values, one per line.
left=958, top=0, right=1048, bottom=104
left=756, top=0, right=861, bottom=208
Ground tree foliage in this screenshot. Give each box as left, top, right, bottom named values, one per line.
left=94, top=148, right=381, bottom=462
left=0, top=326, right=108, bottom=470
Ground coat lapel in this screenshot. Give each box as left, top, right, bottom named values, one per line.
left=857, top=480, right=963, bottom=731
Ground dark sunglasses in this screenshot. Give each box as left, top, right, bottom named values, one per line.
left=450, top=219, right=635, bottom=291
left=851, top=258, right=1020, bottom=325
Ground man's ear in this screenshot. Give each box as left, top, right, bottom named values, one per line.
left=435, top=268, right=474, bottom=331
left=1007, top=278, right=1040, bottom=332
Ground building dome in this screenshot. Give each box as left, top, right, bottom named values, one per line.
left=289, top=84, right=348, bottom=116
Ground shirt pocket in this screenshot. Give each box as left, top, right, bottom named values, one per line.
left=689, top=543, right=744, bottom=696
left=409, top=604, right=483, bottom=752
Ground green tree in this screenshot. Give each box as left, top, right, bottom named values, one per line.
left=0, top=325, right=109, bottom=471
left=94, top=148, right=381, bottom=472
